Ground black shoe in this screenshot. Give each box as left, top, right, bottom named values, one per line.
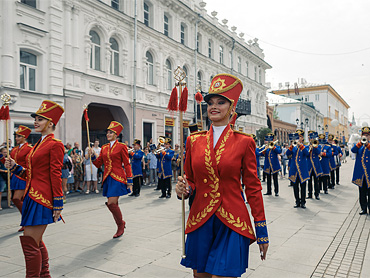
left=129, top=193, right=135, bottom=197
left=275, top=193, right=279, bottom=197
left=154, top=188, right=160, bottom=191
left=301, top=204, right=306, bottom=209
left=135, top=194, right=140, bottom=197
left=166, top=194, right=171, bottom=199
left=294, top=204, right=300, bottom=208
left=324, top=191, right=328, bottom=194
left=307, top=196, right=312, bottom=199
left=336, top=182, right=339, bottom=185
left=315, top=196, right=320, bottom=200
left=159, top=195, right=166, bottom=198
left=359, top=210, right=367, bottom=215
left=264, top=192, right=272, bottom=195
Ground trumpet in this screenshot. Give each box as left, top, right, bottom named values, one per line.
left=292, top=140, right=298, bottom=147
left=268, top=140, right=278, bottom=149
left=311, top=139, right=319, bottom=148
left=361, top=136, right=368, bottom=145
left=127, top=147, right=135, bottom=154
left=154, top=147, right=165, bottom=154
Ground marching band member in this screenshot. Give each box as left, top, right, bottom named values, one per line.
left=287, top=129, right=309, bottom=208
left=318, top=134, right=332, bottom=194
left=176, top=74, right=268, bottom=277
left=252, top=134, right=261, bottom=179
left=351, top=127, right=370, bottom=215
left=327, top=134, right=338, bottom=189
left=89, top=121, right=133, bottom=238
left=129, top=139, right=144, bottom=197
left=9, top=125, right=32, bottom=232
left=307, top=131, right=323, bottom=200
left=6, top=100, right=64, bottom=278
left=261, top=133, right=281, bottom=196
left=157, top=138, right=174, bottom=198
left=334, top=139, right=343, bottom=185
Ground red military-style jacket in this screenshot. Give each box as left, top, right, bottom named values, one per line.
left=185, top=125, right=268, bottom=244
left=10, top=143, right=32, bottom=180
left=93, top=141, right=133, bottom=185
left=12, top=134, right=64, bottom=210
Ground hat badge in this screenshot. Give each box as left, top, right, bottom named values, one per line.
left=211, top=78, right=226, bottom=92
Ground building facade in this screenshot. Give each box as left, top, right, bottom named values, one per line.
left=271, top=84, right=350, bottom=142
left=0, top=0, right=271, bottom=147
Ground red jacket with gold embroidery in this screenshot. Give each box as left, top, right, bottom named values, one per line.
left=93, top=141, right=133, bottom=185
left=12, top=134, right=64, bottom=210
left=10, top=143, right=32, bottom=180
left=185, top=125, right=268, bottom=244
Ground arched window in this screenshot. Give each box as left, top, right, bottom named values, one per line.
left=219, top=46, right=224, bottom=64
left=146, top=51, right=154, bottom=85
left=164, top=14, right=169, bottom=36
left=144, top=2, right=150, bottom=27
left=183, top=66, right=188, bottom=85
left=90, top=30, right=101, bottom=70
left=110, top=38, right=119, bottom=76
left=20, top=51, right=37, bottom=91
left=166, top=59, right=172, bottom=89
left=197, top=71, right=202, bottom=88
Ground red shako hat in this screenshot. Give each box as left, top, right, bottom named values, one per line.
left=107, top=121, right=123, bottom=135
left=15, top=125, right=31, bottom=139
left=204, top=73, right=243, bottom=108
left=31, top=100, right=64, bottom=125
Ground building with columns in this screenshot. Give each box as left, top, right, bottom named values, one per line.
left=0, top=0, right=271, bottom=147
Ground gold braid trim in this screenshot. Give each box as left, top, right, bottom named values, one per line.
left=353, top=178, right=363, bottom=187
left=257, top=237, right=269, bottom=243
left=215, top=128, right=231, bottom=165
left=29, top=187, right=52, bottom=209
left=217, top=206, right=254, bottom=235
left=255, top=221, right=266, bottom=227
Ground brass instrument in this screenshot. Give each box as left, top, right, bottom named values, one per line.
left=154, top=147, right=165, bottom=154
left=127, top=147, right=135, bottom=154
left=361, top=136, right=367, bottom=145
left=292, top=140, right=298, bottom=147
left=158, top=136, right=165, bottom=145
left=312, top=139, right=319, bottom=148
left=268, top=140, right=278, bottom=149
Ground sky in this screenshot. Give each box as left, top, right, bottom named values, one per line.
left=204, top=0, right=370, bottom=125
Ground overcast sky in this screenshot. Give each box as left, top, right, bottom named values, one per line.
left=204, top=0, right=370, bottom=125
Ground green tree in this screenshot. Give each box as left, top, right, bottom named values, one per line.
left=256, top=127, right=272, bottom=145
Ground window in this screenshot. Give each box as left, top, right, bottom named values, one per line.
left=219, top=46, right=224, bottom=64
left=165, top=117, right=174, bottom=141
left=89, top=30, right=101, bottom=70
left=20, top=51, right=37, bottom=91
left=146, top=51, right=154, bottom=85
left=254, top=66, right=257, bottom=81
left=111, top=0, right=119, bottom=10
left=143, top=122, right=153, bottom=147
left=246, top=62, right=249, bottom=77
left=183, top=66, right=188, bottom=85
left=110, top=38, right=119, bottom=76
left=181, top=23, right=186, bottom=45
left=164, top=15, right=169, bottom=36
left=259, top=69, right=262, bottom=83
left=144, top=2, right=149, bottom=27
left=208, top=40, right=212, bottom=58
left=305, top=96, right=309, bottom=102
left=315, top=94, right=319, bottom=101
left=166, top=59, right=172, bottom=89
left=229, top=51, right=233, bottom=69
left=197, top=33, right=201, bottom=52
left=237, top=57, right=241, bottom=73
left=197, top=71, right=202, bottom=88
left=21, top=0, right=36, bottom=8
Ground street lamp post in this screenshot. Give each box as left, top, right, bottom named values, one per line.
left=296, top=118, right=299, bottom=128
left=305, top=118, right=309, bottom=142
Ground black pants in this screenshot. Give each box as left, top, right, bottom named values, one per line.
left=266, top=172, right=279, bottom=194
left=262, top=171, right=267, bottom=182
left=319, top=175, right=329, bottom=192
left=359, top=180, right=370, bottom=213
left=293, top=177, right=306, bottom=205
left=133, top=176, right=143, bottom=196
left=159, top=178, right=171, bottom=196
left=336, top=167, right=340, bottom=184
left=308, top=172, right=320, bottom=197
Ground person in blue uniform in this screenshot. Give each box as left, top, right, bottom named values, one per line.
left=251, top=134, right=261, bottom=179
left=307, top=131, right=323, bottom=200
left=334, top=139, right=343, bottom=185
left=327, top=134, right=338, bottom=189
left=129, top=139, right=144, bottom=197
left=351, top=127, right=370, bottom=215
left=157, top=138, right=174, bottom=198
left=261, top=133, right=281, bottom=196
left=318, top=134, right=332, bottom=194
left=287, top=129, right=309, bottom=208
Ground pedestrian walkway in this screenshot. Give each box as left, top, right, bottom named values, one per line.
left=0, top=160, right=369, bottom=277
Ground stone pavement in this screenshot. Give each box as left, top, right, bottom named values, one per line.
left=1, top=160, right=369, bottom=278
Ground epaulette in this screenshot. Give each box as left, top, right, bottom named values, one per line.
left=102, top=143, right=109, bottom=147
left=190, top=130, right=207, bottom=136
left=52, top=138, right=62, bottom=142
left=233, top=130, right=252, bottom=137
left=118, top=142, right=126, bottom=146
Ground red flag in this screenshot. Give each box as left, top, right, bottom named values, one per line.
left=83, top=108, right=89, bottom=122
left=195, top=92, right=203, bottom=104
left=167, top=87, right=178, bottom=112
left=3, top=106, right=10, bottom=120
left=0, top=106, right=4, bottom=120
left=179, top=87, right=188, bottom=112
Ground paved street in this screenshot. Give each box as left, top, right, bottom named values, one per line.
left=1, top=160, right=370, bottom=278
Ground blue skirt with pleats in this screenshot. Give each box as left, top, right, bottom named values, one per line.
left=10, top=174, right=26, bottom=190
left=21, top=193, right=60, bottom=226
left=103, top=175, right=131, bottom=198
left=181, top=214, right=250, bottom=277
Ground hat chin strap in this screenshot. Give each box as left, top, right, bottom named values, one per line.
left=41, top=119, right=51, bottom=133
left=221, top=102, right=234, bottom=121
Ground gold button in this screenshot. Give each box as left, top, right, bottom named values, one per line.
left=216, top=192, right=220, bottom=197
left=204, top=193, right=208, bottom=197
left=203, top=179, right=207, bottom=183
left=215, top=178, right=219, bottom=182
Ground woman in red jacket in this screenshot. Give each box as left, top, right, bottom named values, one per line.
left=89, top=121, right=133, bottom=238
left=176, top=74, right=269, bottom=278
left=6, top=100, right=64, bottom=278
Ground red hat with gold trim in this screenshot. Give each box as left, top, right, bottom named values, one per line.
left=14, top=125, right=31, bottom=139
left=107, top=121, right=123, bottom=135
left=204, top=73, right=243, bottom=108
left=31, top=100, right=64, bottom=125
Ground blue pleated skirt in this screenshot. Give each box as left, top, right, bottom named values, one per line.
left=21, top=193, right=60, bottom=226
left=181, top=214, right=250, bottom=277
left=10, top=174, right=26, bottom=190
left=103, top=175, right=131, bottom=198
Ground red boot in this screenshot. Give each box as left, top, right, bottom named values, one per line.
left=20, top=236, right=41, bottom=278
left=39, top=241, right=51, bottom=278
left=106, top=202, right=126, bottom=238
left=12, top=199, right=25, bottom=232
